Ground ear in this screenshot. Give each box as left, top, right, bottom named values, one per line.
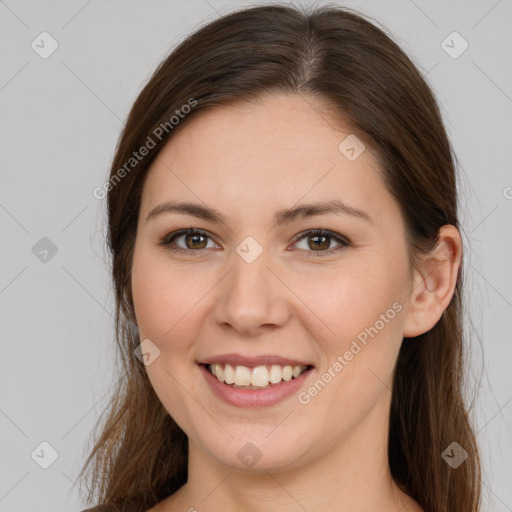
left=403, top=225, right=462, bottom=338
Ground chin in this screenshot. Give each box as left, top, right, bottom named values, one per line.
left=195, top=427, right=316, bottom=473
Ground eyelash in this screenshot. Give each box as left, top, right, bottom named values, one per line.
left=159, top=228, right=350, bottom=257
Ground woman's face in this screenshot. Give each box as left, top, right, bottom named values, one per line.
left=131, top=93, right=415, bottom=472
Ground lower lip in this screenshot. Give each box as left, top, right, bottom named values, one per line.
left=199, top=364, right=314, bottom=408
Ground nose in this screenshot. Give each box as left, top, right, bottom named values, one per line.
left=213, top=247, right=290, bottom=336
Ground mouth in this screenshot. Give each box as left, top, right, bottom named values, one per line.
left=202, top=362, right=314, bottom=390
left=197, top=353, right=316, bottom=407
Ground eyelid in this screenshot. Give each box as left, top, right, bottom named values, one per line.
left=160, top=227, right=350, bottom=256
left=290, top=229, right=350, bottom=256
left=160, top=228, right=220, bottom=251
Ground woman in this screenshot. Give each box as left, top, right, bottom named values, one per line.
left=79, top=4, right=481, bottom=511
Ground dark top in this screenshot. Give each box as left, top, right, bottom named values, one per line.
left=81, top=506, right=143, bottom=512
left=81, top=508, right=118, bottom=512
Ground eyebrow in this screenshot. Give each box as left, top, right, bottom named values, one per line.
left=146, top=199, right=373, bottom=225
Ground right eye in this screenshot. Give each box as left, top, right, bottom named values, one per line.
left=160, top=228, right=219, bottom=254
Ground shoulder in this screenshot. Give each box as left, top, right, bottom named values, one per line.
left=80, top=506, right=140, bottom=512
left=81, top=497, right=173, bottom=512
left=80, top=501, right=148, bottom=512
left=81, top=507, right=116, bottom=512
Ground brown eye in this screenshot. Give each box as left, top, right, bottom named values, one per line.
left=160, top=228, right=349, bottom=257
left=183, top=232, right=208, bottom=249
left=292, top=229, right=350, bottom=256
left=161, top=228, right=217, bottom=253
left=308, top=234, right=331, bottom=251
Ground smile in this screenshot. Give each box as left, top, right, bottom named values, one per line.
left=207, top=363, right=311, bottom=389
left=199, top=363, right=315, bottom=408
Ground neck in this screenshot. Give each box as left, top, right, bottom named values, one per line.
left=159, top=399, right=421, bottom=512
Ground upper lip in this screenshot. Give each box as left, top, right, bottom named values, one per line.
left=199, top=353, right=314, bottom=368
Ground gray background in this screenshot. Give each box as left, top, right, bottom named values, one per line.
left=0, top=0, right=511, bottom=510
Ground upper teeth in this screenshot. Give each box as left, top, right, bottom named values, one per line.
left=209, top=363, right=308, bottom=388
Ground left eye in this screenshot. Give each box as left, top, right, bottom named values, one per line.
left=160, top=228, right=349, bottom=256
left=291, top=229, right=350, bottom=256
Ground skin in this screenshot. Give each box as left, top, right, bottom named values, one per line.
left=132, top=93, right=462, bottom=512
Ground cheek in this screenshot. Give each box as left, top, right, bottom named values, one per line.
left=292, top=254, right=407, bottom=350
left=131, top=245, right=205, bottom=341
left=131, top=247, right=207, bottom=432
left=294, top=254, right=407, bottom=412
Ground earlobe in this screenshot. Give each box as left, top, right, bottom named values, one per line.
left=403, top=225, right=462, bottom=338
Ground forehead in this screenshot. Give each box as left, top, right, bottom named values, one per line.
left=140, top=94, right=395, bottom=226
left=163, top=94, right=365, bottom=171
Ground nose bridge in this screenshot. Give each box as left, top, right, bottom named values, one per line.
left=233, top=245, right=270, bottom=291
left=214, top=238, right=289, bottom=332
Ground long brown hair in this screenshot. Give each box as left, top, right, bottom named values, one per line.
left=79, top=4, right=481, bottom=511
